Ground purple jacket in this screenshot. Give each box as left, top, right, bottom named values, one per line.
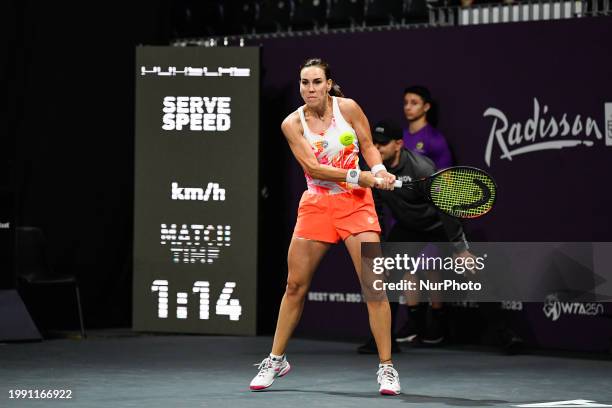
left=402, top=123, right=453, bottom=169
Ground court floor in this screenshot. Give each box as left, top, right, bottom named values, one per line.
left=1, top=332, right=611, bottom=408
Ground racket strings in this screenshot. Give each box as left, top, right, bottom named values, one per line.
left=430, top=168, right=496, bottom=218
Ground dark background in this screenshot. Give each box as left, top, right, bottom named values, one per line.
left=3, top=1, right=174, bottom=326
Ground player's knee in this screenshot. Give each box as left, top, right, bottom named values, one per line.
left=285, top=280, right=307, bottom=298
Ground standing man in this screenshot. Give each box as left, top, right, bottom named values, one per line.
left=357, top=120, right=471, bottom=354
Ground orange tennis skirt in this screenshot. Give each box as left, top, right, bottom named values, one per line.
left=293, top=188, right=381, bottom=243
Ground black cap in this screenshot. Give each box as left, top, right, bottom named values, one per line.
left=372, top=120, right=403, bottom=144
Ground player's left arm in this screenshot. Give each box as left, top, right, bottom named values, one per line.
left=338, top=98, right=395, bottom=187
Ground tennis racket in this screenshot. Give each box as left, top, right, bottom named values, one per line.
left=375, top=166, right=497, bottom=219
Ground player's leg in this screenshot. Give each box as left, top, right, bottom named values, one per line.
left=345, top=231, right=392, bottom=362
left=356, top=223, right=401, bottom=355
left=271, top=237, right=330, bottom=355
left=250, top=236, right=329, bottom=391
left=344, top=231, right=401, bottom=395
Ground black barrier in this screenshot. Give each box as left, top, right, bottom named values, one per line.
left=133, top=47, right=260, bottom=335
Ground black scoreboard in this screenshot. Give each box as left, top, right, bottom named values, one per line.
left=133, top=47, right=259, bottom=335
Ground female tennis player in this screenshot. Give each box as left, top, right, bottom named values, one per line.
left=249, top=58, right=401, bottom=396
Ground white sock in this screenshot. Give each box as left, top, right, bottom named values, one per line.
left=270, top=353, right=284, bottom=361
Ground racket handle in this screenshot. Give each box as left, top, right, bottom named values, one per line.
left=375, top=177, right=403, bottom=188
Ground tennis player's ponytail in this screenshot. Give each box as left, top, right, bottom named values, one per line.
left=330, top=82, right=344, bottom=97
left=300, top=57, right=345, bottom=97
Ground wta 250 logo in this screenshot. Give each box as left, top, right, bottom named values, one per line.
left=543, top=294, right=604, bottom=322
left=483, top=98, right=612, bottom=166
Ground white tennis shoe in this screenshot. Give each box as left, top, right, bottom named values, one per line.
left=249, top=355, right=291, bottom=391
left=377, top=364, right=401, bottom=395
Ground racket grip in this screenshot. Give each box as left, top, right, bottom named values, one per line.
left=375, top=177, right=403, bottom=188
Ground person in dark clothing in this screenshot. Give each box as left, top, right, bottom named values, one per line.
left=401, top=85, right=455, bottom=344
left=357, top=119, right=474, bottom=354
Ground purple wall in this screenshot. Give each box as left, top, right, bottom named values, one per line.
left=258, top=17, right=612, bottom=352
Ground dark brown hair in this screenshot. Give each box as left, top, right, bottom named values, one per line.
left=299, top=58, right=344, bottom=97
left=404, top=85, right=438, bottom=127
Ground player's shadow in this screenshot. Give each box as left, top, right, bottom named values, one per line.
left=256, top=389, right=508, bottom=406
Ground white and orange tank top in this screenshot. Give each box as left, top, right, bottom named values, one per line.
left=298, top=96, right=361, bottom=195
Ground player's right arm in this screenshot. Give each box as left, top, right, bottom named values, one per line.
left=281, top=112, right=376, bottom=187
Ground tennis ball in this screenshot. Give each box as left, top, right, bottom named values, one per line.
left=339, top=132, right=355, bottom=146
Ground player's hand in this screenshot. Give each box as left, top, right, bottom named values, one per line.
left=373, top=170, right=396, bottom=191
left=358, top=171, right=377, bottom=188
left=453, top=249, right=478, bottom=275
